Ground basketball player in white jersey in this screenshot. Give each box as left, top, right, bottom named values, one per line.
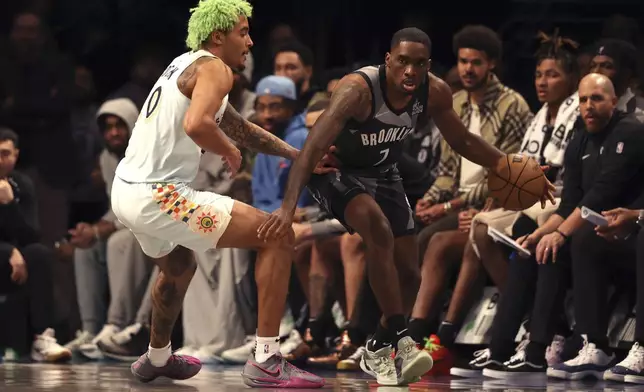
left=111, top=0, right=327, bottom=387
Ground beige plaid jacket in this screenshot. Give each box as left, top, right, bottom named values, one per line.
left=423, top=75, right=533, bottom=208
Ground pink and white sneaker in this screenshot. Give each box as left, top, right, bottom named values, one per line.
left=241, top=353, right=325, bottom=388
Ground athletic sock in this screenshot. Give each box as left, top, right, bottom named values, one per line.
left=308, top=317, right=328, bottom=348
left=387, top=315, right=409, bottom=348
left=347, top=326, right=367, bottom=346
left=368, top=322, right=392, bottom=352
left=408, top=318, right=431, bottom=345
left=436, top=321, right=457, bottom=348
left=255, top=336, right=280, bottom=364
left=147, top=342, right=172, bottom=367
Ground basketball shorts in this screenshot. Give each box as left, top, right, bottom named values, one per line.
left=111, top=177, right=234, bottom=258
left=307, top=168, right=415, bottom=238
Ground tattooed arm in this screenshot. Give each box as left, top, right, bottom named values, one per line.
left=181, top=58, right=238, bottom=157
left=219, top=104, right=298, bottom=160
left=281, top=74, right=370, bottom=214
left=427, top=74, right=504, bottom=169
left=256, top=74, right=371, bottom=241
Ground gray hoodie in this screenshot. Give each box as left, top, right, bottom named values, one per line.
left=96, top=98, right=139, bottom=227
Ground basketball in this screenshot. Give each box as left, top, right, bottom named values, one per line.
left=488, top=154, right=546, bottom=211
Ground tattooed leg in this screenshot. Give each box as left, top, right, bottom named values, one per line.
left=150, top=246, right=197, bottom=348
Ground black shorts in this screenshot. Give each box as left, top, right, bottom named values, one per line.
left=306, top=166, right=415, bottom=238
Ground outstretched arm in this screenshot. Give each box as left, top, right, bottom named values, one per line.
left=219, top=104, right=298, bottom=160
left=280, top=74, right=371, bottom=215
left=428, top=77, right=504, bottom=169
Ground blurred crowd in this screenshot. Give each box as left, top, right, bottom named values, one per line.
left=3, top=7, right=644, bottom=386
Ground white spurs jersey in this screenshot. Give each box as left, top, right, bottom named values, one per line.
left=116, top=50, right=229, bottom=184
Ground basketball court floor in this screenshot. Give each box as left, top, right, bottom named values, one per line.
left=1, top=361, right=640, bottom=392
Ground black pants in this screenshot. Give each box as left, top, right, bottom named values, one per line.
left=571, top=223, right=636, bottom=345
left=0, top=243, right=56, bottom=339
left=488, top=215, right=571, bottom=359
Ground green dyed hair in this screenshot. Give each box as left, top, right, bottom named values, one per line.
left=186, top=0, right=253, bottom=51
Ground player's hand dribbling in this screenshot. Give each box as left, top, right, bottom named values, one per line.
left=257, top=208, right=293, bottom=242
left=222, top=145, right=242, bottom=177
left=538, top=166, right=557, bottom=208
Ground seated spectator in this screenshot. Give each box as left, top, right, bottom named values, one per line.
left=411, top=32, right=580, bottom=370
left=546, top=74, right=644, bottom=380
left=408, top=24, right=532, bottom=358
left=273, top=41, right=320, bottom=113
left=0, top=128, right=71, bottom=362
left=64, top=98, right=154, bottom=360
left=596, top=206, right=644, bottom=384
left=589, top=39, right=644, bottom=121
left=415, top=25, right=532, bottom=257
left=459, top=74, right=644, bottom=381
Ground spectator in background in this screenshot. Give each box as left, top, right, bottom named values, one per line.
left=598, top=205, right=644, bottom=384
left=108, top=47, right=166, bottom=109
left=444, top=66, right=463, bottom=95
left=0, top=11, right=76, bottom=245
left=590, top=39, right=644, bottom=121
left=414, top=24, right=532, bottom=269
left=0, top=128, right=72, bottom=362
left=274, top=41, right=319, bottom=113
left=64, top=98, right=153, bottom=360
left=448, top=32, right=581, bottom=379
left=67, top=65, right=106, bottom=228
left=251, top=75, right=312, bottom=213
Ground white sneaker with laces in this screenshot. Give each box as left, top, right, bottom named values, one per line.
left=79, top=324, right=120, bottom=360
left=394, top=336, right=433, bottom=384
left=221, top=336, right=256, bottom=364
left=605, top=342, right=644, bottom=383
left=64, top=330, right=94, bottom=352
left=280, top=329, right=302, bottom=356
left=547, top=337, right=615, bottom=380
left=109, top=323, right=142, bottom=345
left=31, top=328, right=72, bottom=362
left=360, top=343, right=398, bottom=386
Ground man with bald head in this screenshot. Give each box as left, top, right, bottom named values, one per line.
left=540, top=73, right=644, bottom=380
left=475, top=73, right=644, bottom=380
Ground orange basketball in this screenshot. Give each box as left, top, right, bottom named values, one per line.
left=488, top=154, right=546, bottom=211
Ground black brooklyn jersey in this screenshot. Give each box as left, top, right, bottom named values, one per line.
left=333, top=65, right=429, bottom=169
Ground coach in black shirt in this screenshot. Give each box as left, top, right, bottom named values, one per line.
left=536, top=74, right=644, bottom=379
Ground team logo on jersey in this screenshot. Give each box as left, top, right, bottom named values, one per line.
left=412, top=101, right=424, bottom=116
left=616, top=142, right=624, bottom=154
left=196, top=212, right=217, bottom=233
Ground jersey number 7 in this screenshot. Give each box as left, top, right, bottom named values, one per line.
left=374, top=148, right=389, bottom=166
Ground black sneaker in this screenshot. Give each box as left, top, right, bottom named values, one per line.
left=482, top=347, right=547, bottom=381
left=450, top=349, right=503, bottom=378
left=97, top=323, right=150, bottom=362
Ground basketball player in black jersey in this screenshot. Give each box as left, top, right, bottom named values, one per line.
left=258, top=27, right=555, bottom=385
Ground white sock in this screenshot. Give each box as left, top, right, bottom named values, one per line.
left=147, top=343, right=172, bottom=367
left=255, top=336, right=280, bottom=364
